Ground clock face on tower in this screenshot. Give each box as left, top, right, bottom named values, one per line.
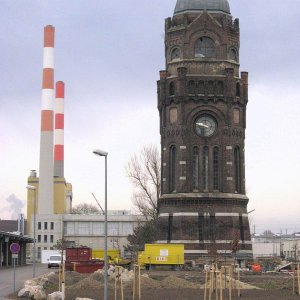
left=194, top=115, right=217, bottom=137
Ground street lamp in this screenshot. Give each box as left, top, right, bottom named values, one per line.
left=93, top=149, right=108, bottom=300
left=26, top=185, right=37, bottom=278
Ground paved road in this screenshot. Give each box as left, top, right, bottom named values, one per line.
left=0, top=263, right=49, bottom=299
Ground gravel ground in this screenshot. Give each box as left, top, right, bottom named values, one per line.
left=6, top=269, right=300, bottom=300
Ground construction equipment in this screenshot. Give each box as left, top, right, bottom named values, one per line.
left=138, top=244, right=184, bottom=270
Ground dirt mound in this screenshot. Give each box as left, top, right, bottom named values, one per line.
left=69, top=277, right=102, bottom=289
left=89, top=271, right=104, bottom=282
left=140, top=275, right=162, bottom=289
left=65, top=271, right=87, bottom=286
left=161, top=275, right=199, bottom=289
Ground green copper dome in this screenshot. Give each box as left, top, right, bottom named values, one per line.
left=174, top=0, right=230, bottom=15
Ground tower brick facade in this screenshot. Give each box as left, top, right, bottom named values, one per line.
left=157, top=0, right=252, bottom=263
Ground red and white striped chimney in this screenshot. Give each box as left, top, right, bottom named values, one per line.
left=54, top=81, right=65, bottom=178
left=38, top=25, right=55, bottom=214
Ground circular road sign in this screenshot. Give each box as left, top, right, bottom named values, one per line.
left=10, top=243, right=20, bottom=254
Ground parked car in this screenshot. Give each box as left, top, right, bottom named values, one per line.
left=48, top=255, right=62, bottom=268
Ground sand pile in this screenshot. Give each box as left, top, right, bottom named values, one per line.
left=140, top=274, right=161, bottom=289
left=161, top=275, right=199, bottom=289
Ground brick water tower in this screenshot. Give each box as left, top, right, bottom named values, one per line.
left=157, top=0, right=252, bottom=263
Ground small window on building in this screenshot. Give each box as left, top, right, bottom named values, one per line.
left=37, top=247, right=41, bottom=259
left=50, top=235, right=54, bottom=243
left=234, top=146, right=242, bottom=193
left=230, top=48, right=238, bottom=61
left=38, top=222, right=41, bottom=230
left=216, top=81, right=224, bottom=95
left=169, top=145, right=177, bottom=192
left=202, top=146, right=209, bottom=191
left=171, top=48, right=181, bottom=61
left=236, top=82, right=241, bottom=97
left=213, top=147, right=220, bottom=191
left=188, top=80, right=196, bottom=94
left=207, top=81, right=214, bottom=95
left=50, top=222, right=54, bottom=230
left=44, top=222, right=48, bottom=230
left=44, top=235, right=47, bottom=243
left=169, top=82, right=175, bottom=96
left=38, top=235, right=41, bottom=243
left=44, top=247, right=47, bottom=250
left=192, top=147, right=199, bottom=190
left=198, top=81, right=205, bottom=95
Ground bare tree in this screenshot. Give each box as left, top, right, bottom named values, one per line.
left=72, top=203, right=101, bottom=215
left=126, top=145, right=161, bottom=220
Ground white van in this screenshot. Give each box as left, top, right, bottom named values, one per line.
left=48, top=255, right=62, bottom=268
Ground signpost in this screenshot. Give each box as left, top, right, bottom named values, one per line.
left=10, top=243, right=20, bottom=293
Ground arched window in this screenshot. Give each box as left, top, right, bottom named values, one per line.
left=198, top=81, right=205, bottom=95
left=213, top=147, right=220, bottom=190
left=236, top=82, right=241, bottom=97
left=216, top=81, right=224, bottom=95
left=188, top=80, right=196, bottom=94
left=195, top=37, right=215, bottom=58
left=169, top=82, right=175, bottom=96
left=230, top=48, right=237, bottom=61
left=192, top=147, right=199, bottom=189
left=207, top=81, right=214, bottom=95
left=234, top=146, right=241, bottom=193
left=171, top=48, right=181, bottom=61
left=202, top=146, right=209, bottom=191
left=169, top=146, right=177, bottom=192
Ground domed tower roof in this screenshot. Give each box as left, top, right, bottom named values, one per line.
left=174, top=0, right=230, bottom=15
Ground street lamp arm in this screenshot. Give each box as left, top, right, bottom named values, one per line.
left=93, top=149, right=108, bottom=157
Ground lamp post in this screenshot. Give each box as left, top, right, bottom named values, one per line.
left=93, top=149, right=108, bottom=300
left=26, top=185, right=37, bottom=278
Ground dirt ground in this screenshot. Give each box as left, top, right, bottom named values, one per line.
left=7, top=270, right=300, bottom=300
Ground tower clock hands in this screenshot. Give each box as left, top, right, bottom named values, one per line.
left=196, top=122, right=209, bottom=128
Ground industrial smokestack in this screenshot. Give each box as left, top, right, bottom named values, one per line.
left=54, top=81, right=65, bottom=178
left=38, top=25, right=55, bottom=214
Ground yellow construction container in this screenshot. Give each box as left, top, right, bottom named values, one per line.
left=92, top=249, right=120, bottom=260
left=138, top=244, right=184, bottom=267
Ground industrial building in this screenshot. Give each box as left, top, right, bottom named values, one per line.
left=252, top=233, right=300, bottom=260
left=33, top=211, right=143, bottom=259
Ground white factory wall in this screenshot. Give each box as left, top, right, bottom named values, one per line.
left=32, top=212, right=144, bottom=259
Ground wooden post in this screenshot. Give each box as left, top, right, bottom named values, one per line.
left=115, top=266, right=124, bottom=300
left=229, top=266, right=232, bottom=300
left=133, top=264, right=141, bottom=300
left=297, top=263, right=300, bottom=295
left=215, top=271, right=220, bottom=300
left=204, top=269, right=208, bottom=300
left=237, top=266, right=241, bottom=297
left=209, top=269, right=213, bottom=300
left=219, top=267, right=223, bottom=300
left=293, top=264, right=296, bottom=295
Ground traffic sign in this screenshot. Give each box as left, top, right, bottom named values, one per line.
left=10, top=243, right=20, bottom=254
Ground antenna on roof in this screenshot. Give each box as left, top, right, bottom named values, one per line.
left=91, top=193, right=105, bottom=215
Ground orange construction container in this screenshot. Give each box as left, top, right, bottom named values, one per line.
left=66, top=247, right=92, bottom=261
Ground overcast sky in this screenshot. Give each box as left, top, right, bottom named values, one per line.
left=1, top=0, right=299, bottom=234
